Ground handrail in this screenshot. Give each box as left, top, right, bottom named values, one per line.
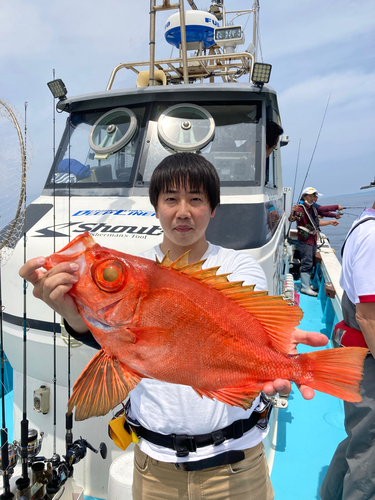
left=106, top=51, right=255, bottom=90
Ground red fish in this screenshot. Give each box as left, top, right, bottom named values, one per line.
left=45, top=232, right=367, bottom=421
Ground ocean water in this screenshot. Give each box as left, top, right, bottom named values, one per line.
left=313, top=191, right=375, bottom=262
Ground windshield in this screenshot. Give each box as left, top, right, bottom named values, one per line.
left=140, top=102, right=261, bottom=186
left=44, top=100, right=261, bottom=192
left=44, top=106, right=146, bottom=189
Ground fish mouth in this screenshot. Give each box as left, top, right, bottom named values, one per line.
left=97, top=299, right=123, bottom=317
left=79, top=299, right=130, bottom=329
left=81, top=313, right=114, bottom=332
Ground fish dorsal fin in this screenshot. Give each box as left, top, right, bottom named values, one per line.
left=171, top=251, right=190, bottom=270
left=161, top=250, right=173, bottom=267
left=158, top=254, right=303, bottom=355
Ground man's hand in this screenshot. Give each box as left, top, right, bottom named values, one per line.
left=288, top=204, right=300, bottom=222
left=19, top=257, right=88, bottom=334
left=330, top=220, right=339, bottom=226
left=262, top=328, right=328, bottom=399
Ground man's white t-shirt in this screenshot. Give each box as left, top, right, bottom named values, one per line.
left=128, top=242, right=269, bottom=463
left=340, top=207, right=375, bottom=305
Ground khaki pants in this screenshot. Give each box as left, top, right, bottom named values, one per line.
left=133, top=442, right=274, bottom=500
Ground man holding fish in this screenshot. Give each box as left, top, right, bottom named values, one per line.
left=20, top=153, right=364, bottom=500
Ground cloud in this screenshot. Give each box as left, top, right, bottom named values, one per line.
left=279, top=69, right=375, bottom=108
left=260, top=0, right=375, bottom=58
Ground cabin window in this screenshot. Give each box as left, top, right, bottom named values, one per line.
left=44, top=106, right=146, bottom=189
left=140, top=101, right=261, bottom=186
left=89, top=108, right=138, bottom=157
left=158, top=104, right=215, bottom=152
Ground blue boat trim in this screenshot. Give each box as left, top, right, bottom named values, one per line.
left=271, top=272, right=346, bottom=499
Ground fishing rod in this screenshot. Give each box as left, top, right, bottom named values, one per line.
left=16, top=101, right=30, bottom=495
left=287, top=139, right=301, bottom=236
left=0, top=268, right=14, bottom=499
left=291, top=139, right=301, bottom=207
left=34, top=79, right=107, bottom=497
left=294, top=94, right=331, bottom=205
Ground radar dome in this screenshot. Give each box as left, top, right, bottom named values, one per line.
left=164, top=10, right=219, bottom=49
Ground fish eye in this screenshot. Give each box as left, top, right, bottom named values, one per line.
left=92, top=259, right=126, bottom=293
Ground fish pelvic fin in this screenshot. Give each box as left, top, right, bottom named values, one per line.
left=194, top=384, right=264, bottom=410
left=297, top=347, right=368, bottom=402
left=158, top=253, right=303, bottom=356
left=68, top=349, right=141, bottom=421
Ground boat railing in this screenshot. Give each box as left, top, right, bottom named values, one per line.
left=106, top=51, right=255, bottom=90
left=107, top=0, right=258, bottom=89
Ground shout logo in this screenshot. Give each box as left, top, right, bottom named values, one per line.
left=33, top=222, right=163, bottom=238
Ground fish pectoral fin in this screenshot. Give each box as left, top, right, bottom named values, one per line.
left=194, top=384, right=264, bottom=410
left=67, top=349, right=142, bottom=421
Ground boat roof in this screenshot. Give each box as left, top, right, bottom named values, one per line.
left=57, top=82, right=278, bottom=113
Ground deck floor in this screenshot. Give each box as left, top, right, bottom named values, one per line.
left=271, top=291, right=346, bottom=500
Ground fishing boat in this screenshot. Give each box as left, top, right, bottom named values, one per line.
left=1, top=1, right=350, bottom=498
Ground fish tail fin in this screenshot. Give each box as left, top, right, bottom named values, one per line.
left=299, top=347, right=368, bottom=402
left=68, top=349, right=142, bottom=420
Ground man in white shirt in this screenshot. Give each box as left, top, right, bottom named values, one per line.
left=20, top=153, right=328, bottom=500
left=320, top=201, right=375, bottom=500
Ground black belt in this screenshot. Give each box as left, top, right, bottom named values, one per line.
left=174, top=450, right=245, bottom=471
left=135, top=403, right=272, bottom=458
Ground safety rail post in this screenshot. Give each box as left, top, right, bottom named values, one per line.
left=151, top=1, right=189, bottom=84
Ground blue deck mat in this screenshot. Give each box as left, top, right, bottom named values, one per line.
left=271, top=292, right=347, bottom=499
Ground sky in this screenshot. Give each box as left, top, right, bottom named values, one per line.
left=1, top=0, right=375, bottom=206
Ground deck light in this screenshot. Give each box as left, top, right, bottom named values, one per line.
left=47, top=79, right=68, bottom=100
left=251, top=63, right=272, bottom=87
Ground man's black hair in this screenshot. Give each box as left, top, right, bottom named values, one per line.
left=266, top=121, right=284, bottom=148
left=149, top=153, right=220, bottom=211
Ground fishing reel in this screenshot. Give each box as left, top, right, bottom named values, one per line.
left=0, top=442, right=18, bottom=478
left=13, top=428, right=44, bottom=462
left=64, top=437, right=107, bottom=466
left=41, top=438, right=107, bottom=498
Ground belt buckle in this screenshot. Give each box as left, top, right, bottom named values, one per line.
left=172, top=434, right=197, bottom=458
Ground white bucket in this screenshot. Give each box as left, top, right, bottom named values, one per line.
left=107, top=452, right=134, bottom=500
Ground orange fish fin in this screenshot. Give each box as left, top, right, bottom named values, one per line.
left=237, top=296, right=303, bottom=355
left=67, top=349, right=141, bottom=421
left=297, top=347, right=368, bottom=402
left=189, top=267, right=221, bottom=280
left=194, top=384, right=263, bottom=410
left=202, top=273, right=231, bottom=285
left=160, top=251, right=173, bottom=267
left=171, top=251, right=190, bottom=270
left=180, top=260, right=206, bottom=274
left=221, top=284, right=256, bottom=295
